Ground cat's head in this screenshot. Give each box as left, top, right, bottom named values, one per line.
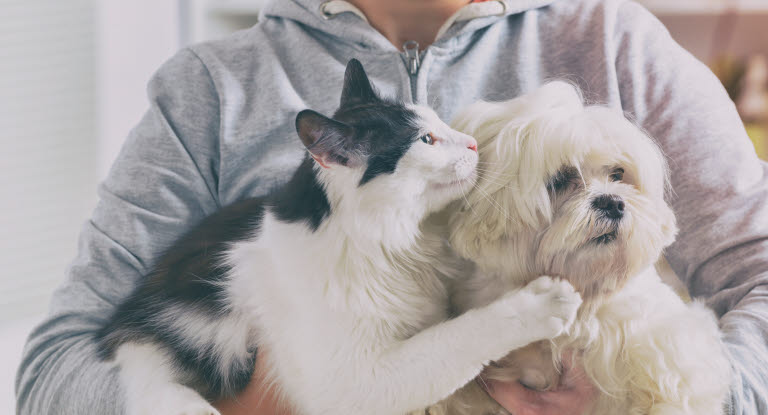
left=295, top=59, right=478, bottom=218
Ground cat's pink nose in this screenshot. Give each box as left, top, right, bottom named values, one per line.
left=467, top=140, right=477, bottom=152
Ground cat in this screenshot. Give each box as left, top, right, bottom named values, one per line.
left=96, top=59, right=582, bottom=415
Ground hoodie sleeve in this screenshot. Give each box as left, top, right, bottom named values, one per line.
left=15, top=48, right=222, bottom=415
left=612, top=2, right=768, bottom=413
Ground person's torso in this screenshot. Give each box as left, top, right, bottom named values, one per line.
left=190, top=0, right=625, bottom=205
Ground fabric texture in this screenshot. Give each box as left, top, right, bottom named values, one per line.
left=16, top=0, right=768, bottom=413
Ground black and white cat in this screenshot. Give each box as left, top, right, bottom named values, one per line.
left=96, top=59, right=582, bottom=415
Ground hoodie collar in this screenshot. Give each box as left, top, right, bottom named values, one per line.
left=261, top=0, right=556, bottom=51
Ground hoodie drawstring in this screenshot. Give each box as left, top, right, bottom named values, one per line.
left=318, top=1, right=368, bottom=22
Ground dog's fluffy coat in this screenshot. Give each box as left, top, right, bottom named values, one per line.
left=435, top=82, right=732, bottom=414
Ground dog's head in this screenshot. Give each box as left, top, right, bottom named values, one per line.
left=449, top=82, right=677, bottom=298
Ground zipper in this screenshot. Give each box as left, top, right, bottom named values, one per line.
left=403, top=40, right=420, bottom=103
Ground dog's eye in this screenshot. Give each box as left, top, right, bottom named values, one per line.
left=419, top=133, right=435, bottom=145
left=548, top=166, right=580, bottom=193
left=610, top=168, right=624, bottom=182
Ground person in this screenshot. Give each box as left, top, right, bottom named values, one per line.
left=15, top=0, right=768, bottom=414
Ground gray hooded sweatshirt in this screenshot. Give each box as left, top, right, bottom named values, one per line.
left=16, top=0, right=768, bottom=413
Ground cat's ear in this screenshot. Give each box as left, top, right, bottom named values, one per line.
left=340, top=59, right=379, bottom=107
left=296, top=109, right=357, bottom=168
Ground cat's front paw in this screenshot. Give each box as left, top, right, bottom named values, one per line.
left=497, top=276, right=582, bottom=340
left=175, top=403, right=221, bottom=415
left=129, top=383, right=221, bottom=415
left=167, top=388, right=221, bottom=415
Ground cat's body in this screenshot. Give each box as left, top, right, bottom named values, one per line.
left=97, top=61, right=582, bottom=415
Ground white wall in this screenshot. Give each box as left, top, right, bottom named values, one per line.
left=2, top=2, right=185, bottom=413
left=659, top=12, right=768, bottom=63
left=0, top=1, right=98, bottom=413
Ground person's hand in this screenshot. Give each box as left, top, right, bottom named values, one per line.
left=483, top=354, right=598, bottom=415
left=213, top=350, right=291, bottom=415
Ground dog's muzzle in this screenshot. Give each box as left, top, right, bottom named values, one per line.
left=592, top=194, right=624, bottom=220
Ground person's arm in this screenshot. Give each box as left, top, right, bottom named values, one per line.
left=213, top=350, right=290, bottom=415
left=15, top=48, right=222, bottom=414
left=612, top=2, right=768, bottom=413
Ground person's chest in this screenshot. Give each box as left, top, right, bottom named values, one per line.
left=210, top=12, right=622, bottom=205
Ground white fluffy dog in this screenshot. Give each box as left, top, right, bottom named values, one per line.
left=435, top=82, right=732, bottom=414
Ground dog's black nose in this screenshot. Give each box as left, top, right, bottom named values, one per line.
left=592, top=194, right=625, bottom=219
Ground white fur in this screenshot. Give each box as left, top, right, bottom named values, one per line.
left=438, top=82, right=732, bottom=414
left=115, top=343, right=221, bottom=415
left=116, top=104, right=582, bottom=415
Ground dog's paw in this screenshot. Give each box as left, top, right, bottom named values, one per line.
left=497, top=276, right=582, bottom=340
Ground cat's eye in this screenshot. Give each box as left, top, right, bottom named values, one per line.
left=420, top=133, right=435, bottom=145
left=610, top=167, right=625, bottom=182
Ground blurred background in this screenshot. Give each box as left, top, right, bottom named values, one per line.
left=1, top=0, right=767, bottom=412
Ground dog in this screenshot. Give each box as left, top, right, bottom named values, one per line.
left=431, top=82, right=732, bottom=414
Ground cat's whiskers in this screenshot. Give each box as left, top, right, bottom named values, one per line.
left=456, top=171, right=480, bottom=218
left=471, top=182, right=510, bottom=222
left=475, top=161, right=508, bottom=166
left=474, top=167, right=519, bottom=178
left=475, top=176, right=512, bottom=189
left=476, top=172, right=517, bottom=188
left=474, top=165, right=517, bottom=172
left=476, top=374, right=491, bottom=395
left=475, top=173, right=517, bottom=184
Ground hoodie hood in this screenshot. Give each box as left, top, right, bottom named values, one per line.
left=261, top=0, right=557, bottom=51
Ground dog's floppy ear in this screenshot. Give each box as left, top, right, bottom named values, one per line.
left=659, top=202, right=678, bottom=248
left=449, top=211, right=490, bottom=260
left=449, top=189, right=516, bottom=260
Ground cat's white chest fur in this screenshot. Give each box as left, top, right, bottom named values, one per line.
left=224, top=211, right=451, bottom=411
left=227, top=210, right=448, bottom=329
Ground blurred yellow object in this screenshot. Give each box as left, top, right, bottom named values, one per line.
left=711, top=57, right=746, bottom=101
left=746, top=123, right=768, bottom=160
left=735, top=55, right=768, bottom=160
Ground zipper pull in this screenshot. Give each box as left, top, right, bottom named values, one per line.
left=403, top=40, right=420, bottom=75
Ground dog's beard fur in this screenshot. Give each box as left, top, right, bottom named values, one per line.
left=428, top=82, right=730, bottom=415
left=448, top=82, right=676, bottom=307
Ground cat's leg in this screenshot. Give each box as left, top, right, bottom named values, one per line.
left=114, top=342, right=221, bottom=415
left=350, top=276, right=581, bottom=414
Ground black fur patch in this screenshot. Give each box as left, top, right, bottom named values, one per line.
left=97, top=158, right=330, bottom=396
left=96, top=196, right=267, bottom=396
left=332, top=101, right=421, bottom=186
left=333, top=58, right=423, bottom=186
left=272, top=156, right=331, bottom=230
left=96, top=157, right=334, bottom=397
